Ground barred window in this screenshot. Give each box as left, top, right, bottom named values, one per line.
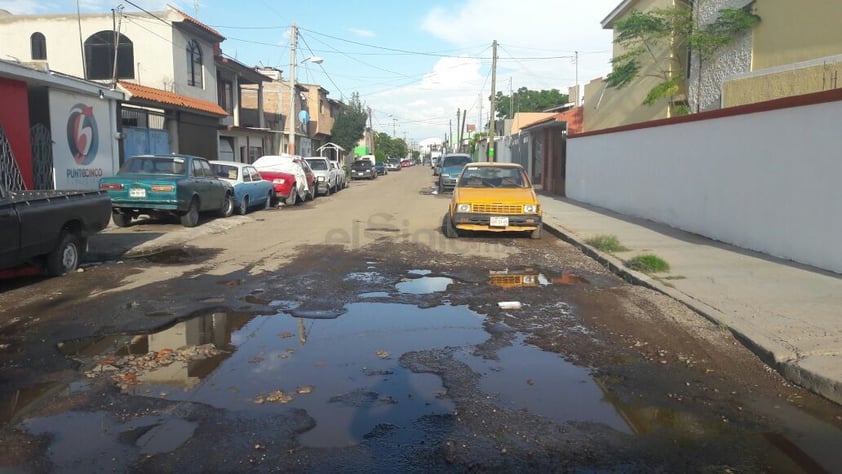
left=187, top=39, right=203, bottom=87
left=30, top=32, right=46, bottom=60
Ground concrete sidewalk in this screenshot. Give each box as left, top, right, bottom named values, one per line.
left=538, top=193, right=842, bottom=405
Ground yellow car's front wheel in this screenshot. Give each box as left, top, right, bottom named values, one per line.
left=442, top=213, right=459, bottom=238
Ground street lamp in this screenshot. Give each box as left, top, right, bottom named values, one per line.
left=288, top=22, right=324, bottom=155
left=386, top=113, right=399, bottom=137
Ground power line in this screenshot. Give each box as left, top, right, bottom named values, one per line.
left=298, top=31, right=345, bottom=99
left=299, top=26, right=490, bottom=59
left=123, top=0, right=171, bottom=27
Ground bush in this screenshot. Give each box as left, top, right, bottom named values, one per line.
left=584, top=234, right=629, bottom=253
left=625, top=254, right=670, bottom=274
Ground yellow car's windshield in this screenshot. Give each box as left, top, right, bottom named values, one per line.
left=458, top=166, right=526, bottom=188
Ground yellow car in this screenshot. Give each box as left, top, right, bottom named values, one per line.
left=443, top=162, right=542, bottom=239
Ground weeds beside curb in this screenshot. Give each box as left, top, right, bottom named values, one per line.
left=625, top=254, right=670, bottom=274
left=584, top=234, right=629, bottom=253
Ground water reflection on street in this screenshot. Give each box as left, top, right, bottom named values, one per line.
left=61, top=300, right=636, bottom=448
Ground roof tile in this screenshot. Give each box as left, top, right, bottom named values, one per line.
left=167, top=5, right=225, bottom=40
left=118, top=81, right=227, bottom=117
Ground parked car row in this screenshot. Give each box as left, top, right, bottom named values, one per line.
left=99, top=153, right=348, bottom=228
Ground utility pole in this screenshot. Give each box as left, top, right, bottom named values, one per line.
left=392, top=117, right=397, bottom=137
left=574, top=50, right=579, bottom=106
left=368, top=107, right=373, bottom=153
left=110, top=5, right=124, bottom=88
left=459, top=108, right=467, bottom=153
left=488, top=40, right=498, bottom=162
left=478, top=93, right=483, bottom=138
left=509, top=77, right=513, bottom=119
left=288, top=22, right=298, bottom=155
left=447, top=119, right=456, bottom=153
left=77, top=0, right=87, bottom=79
left=455, top=108, right=460, bottom=152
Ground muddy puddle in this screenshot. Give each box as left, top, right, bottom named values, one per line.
left=24, top=411, right=197, bottom=472
left=395, top=276, right=454, bottom=294
left=55, top=298, right=641, bottom=448
left=453, top=336, right=630, bottom=433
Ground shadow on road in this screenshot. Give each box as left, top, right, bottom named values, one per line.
left=86, top=231, right=167, bottom=262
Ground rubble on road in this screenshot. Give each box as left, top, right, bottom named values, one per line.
left=83, top=343, right=226, bottom=390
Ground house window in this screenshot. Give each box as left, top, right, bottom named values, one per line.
left=187, top=39, right=203, bottom=87
left=84, top=31, right=134, bottom=80
left=30, top=32, right=47, bottom=60
left=219, top=80, right=234, bottom=113
left=248, top=146, right=262, bottom=163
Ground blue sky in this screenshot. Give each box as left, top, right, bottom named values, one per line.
left=0, top=0, right=620, bottom=143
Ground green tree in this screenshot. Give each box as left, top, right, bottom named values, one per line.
left=606, top=2, right=759, bottom=115
left=330, top=92, right=368, bottom=153
left=374, top=132, right=408, bottom=160
left=494, top=88, right=569, bottom=119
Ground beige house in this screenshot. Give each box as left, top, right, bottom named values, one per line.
left=715, top=0, right=842, bottom=108
left=242, top=68, right=338, bottom=157
left=584, top=0, right=842, bottom=130
left=301, top=84, right=340, bottom=157
left=583, top=0, right=680, bottom=132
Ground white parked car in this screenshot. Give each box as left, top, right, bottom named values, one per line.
left=330, top=160, right=347, bottom=190
left=304, top=157, right=339, bottom=196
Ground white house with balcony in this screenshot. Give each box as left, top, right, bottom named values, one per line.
left=0, top=5, right=267, bottom=165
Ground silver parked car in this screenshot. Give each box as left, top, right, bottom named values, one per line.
left=330, top=160, right=347, bottom=190
left=304, top=157, right=340, bottom=196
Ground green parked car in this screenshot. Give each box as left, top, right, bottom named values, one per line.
left=99, top=154, right=234, bottom=227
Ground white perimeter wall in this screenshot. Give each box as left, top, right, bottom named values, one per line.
left=567, top=99, right=842, bottom=274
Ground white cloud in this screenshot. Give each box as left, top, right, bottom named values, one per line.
left=376, top=0, right=618, bottom=142
left=348, top=28, right=375, bottom=38
left=420, top=0, right=616, bottom=86
left=369, top=56, right=489, bottom=141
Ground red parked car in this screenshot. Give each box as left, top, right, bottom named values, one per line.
left=253, top=154, right=316, bottom=205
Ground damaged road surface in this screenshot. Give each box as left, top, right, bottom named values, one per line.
left=1, top=167, right=841, bottom=472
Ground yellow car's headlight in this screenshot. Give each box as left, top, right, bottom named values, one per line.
left=523, top=204, right=537, bottom=213
left=457, top=203, right=471, bottom=213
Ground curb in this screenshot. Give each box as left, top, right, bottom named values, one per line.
left=541, top=221, right=842, bottom=405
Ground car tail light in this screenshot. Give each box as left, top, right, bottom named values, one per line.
left=273, top=178, right=286, bottom=184
left=101, top=183, right=123, bottom=190
left=150, top=185, right=174, bottom=192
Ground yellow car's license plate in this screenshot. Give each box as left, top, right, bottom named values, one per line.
left=490, top=216, right=509, bottom=227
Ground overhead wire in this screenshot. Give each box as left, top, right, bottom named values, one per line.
left=123, top=0, right=171, bottom=27
left=498, top=43, right=573, bottom=88
left=298, top=31, right=345, bottom=99
left=118, top=5, right=578, bottom=137
left=299, top=26, right=488, bottom=59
